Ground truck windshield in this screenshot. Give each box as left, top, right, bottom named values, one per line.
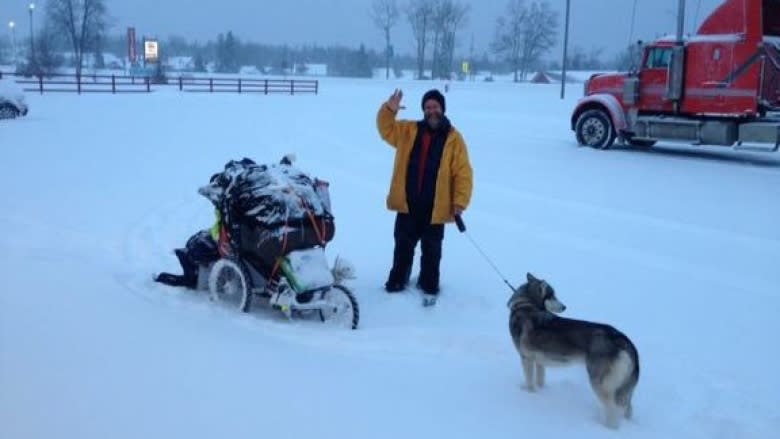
left=645, top=47, right=673, bottom=69
left=766, top=0, right=780, bottom=36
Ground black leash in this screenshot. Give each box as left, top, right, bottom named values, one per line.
left=454, top=214, right=516, bottom=293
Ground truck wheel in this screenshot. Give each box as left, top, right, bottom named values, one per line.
left=575, top=109, right=615, bottom=150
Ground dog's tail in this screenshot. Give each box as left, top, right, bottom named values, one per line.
left=614, top=343, right=639, bottom=419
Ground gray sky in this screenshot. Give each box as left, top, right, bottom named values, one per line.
left=5, top=0, right=724, bottom=59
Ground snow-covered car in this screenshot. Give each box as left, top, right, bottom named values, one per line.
left=0, top=77, right=29, bottom=119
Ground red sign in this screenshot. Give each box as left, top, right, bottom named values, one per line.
left=128, top=27, right=137, bottom=63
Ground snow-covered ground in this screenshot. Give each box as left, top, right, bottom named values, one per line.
left=1, top=78, right=778, bottom=439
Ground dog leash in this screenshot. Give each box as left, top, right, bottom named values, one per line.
left=455, top=214, right=516, bottom=293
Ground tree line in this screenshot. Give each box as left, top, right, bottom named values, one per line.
left=374, top=0, right=558, bottom=81
left=0, top=0, right=645, bottom=79
left=371, top=0, right=643, bottom=80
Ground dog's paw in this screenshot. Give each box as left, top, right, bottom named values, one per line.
left=603, top=412, right=621, bottom=430
left=522, top=384, right=537, bottom=393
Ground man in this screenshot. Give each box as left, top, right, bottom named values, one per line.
left=154, top=225, right=220, bottom=289
left=376, top=88, right=473, bottom=306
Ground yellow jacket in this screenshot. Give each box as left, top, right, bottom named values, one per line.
left=376, top=103, right=473, bottom=224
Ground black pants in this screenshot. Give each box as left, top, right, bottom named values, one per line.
left=387, top=211, right=444, bottom=294
left=155, top=230, right=219, bottom=288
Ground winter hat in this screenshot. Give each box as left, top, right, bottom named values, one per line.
left=421, top=89, right=446, bottom=113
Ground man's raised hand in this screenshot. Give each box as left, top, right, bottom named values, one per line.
left=386, top=89, right=405, bottom=112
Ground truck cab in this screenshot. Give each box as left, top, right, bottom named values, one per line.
left=572, top=0, right=780, bottom=151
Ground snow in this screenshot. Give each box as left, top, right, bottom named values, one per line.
left=200, top=159, right=330, bottom=225
left=0, top=76, right=26, bottom=108
left=658, top=33, right=746, bottom=43
left=303, top=63, right=328, bottom=76
left=765, top=36, right=780, bottom=47
left=167, top=56, right=195, bottom=71
left=285, top=247, right=335, bottom=291
left=1, top=78, right=779, bottom=439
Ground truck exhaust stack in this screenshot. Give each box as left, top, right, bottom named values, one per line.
left=666, top=0, right=687, bottom=103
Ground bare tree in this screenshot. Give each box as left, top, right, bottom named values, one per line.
left=612, top=41, right=644, bottom=71
left=566, top=46, right=606, bottom=70
left=430, top=0, right=469, bottom=80
left=491, top=0, right=528, bottom=82
left=46, top=0, right=109, bottom=77
left=407, top=0, right=435, bottom=79
left=518, top=0, right=558, bottom=80
left=0, top=36, right=9, bottom=65
left=371, top=0, right=400, bottom=80
left=32, top=25, right=65, bottom=77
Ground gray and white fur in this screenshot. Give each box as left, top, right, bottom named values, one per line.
left=507, top=273, right=640, bottom=429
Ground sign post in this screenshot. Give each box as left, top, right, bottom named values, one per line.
left=128, top=27, right=137, bottom=65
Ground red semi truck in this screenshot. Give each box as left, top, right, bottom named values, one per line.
left=571, top=0, right=780, bottom=152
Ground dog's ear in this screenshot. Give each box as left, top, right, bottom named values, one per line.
left=527, top=272, right=536, bottom=282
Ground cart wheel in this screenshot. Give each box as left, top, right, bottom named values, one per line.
left=208, top=259, right=252, bottom=313
left=318, top=284, right=359, bottom=330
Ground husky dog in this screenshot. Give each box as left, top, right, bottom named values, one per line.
left=507, top=273, right=640, bottom=429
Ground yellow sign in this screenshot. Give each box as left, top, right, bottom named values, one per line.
left=144, top=40, right=159, bottom=63
left=462, top=61, right=470, bottom=74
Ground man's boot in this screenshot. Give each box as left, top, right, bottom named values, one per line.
left=154, top=272, right=187, bottom=287
left=175, top=248, right=198, bottom=289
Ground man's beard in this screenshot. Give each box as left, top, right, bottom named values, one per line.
left=426, top=114, right=441, bottom=129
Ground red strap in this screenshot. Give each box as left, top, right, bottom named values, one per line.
left=417, top=131, right=432, bottom=195
left=218, top=225, right=231, bottom=257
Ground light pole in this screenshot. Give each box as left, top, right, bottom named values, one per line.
left=29, top=3, right=35, bottom=65
left=8, top=21, right=17, bottom=65
left=560, top=0, right=571, bottom=99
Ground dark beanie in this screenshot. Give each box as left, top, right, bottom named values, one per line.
left=421, top=89, right=446, bottom=113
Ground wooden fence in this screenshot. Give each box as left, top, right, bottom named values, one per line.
left=176, top=77, right=318, bottom=95
left=0, top=71, right=318, bottom=95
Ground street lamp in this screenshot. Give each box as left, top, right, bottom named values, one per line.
left=560, top=0, right=571, bottom=99
left=29, top=3, right=35, bottom=65
left=8, top=21, right=17, bottom=65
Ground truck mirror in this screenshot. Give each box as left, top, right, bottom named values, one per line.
left=627, top=41, right=645, bottom=76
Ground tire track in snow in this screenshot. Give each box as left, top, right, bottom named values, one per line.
left=117, top=194, right=515, bottom=362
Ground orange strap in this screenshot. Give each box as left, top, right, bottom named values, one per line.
left=269, top=189, right=326, bottom=280
left=293, top=190, right=326, bottom=245
left=305, top=208, right=325, bottom=245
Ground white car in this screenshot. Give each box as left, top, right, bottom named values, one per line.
left=0, top=77, right=29, bottom=119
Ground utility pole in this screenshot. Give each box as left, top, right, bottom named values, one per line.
left=29, top=3, right=35, bottom=67
left=9, top=21, right=17, bottom=65
left=676, top=0, right=686, bottom=42
left=469, top=33, right=475, bottom=81
left=560, top=0, right=571, bottom=99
